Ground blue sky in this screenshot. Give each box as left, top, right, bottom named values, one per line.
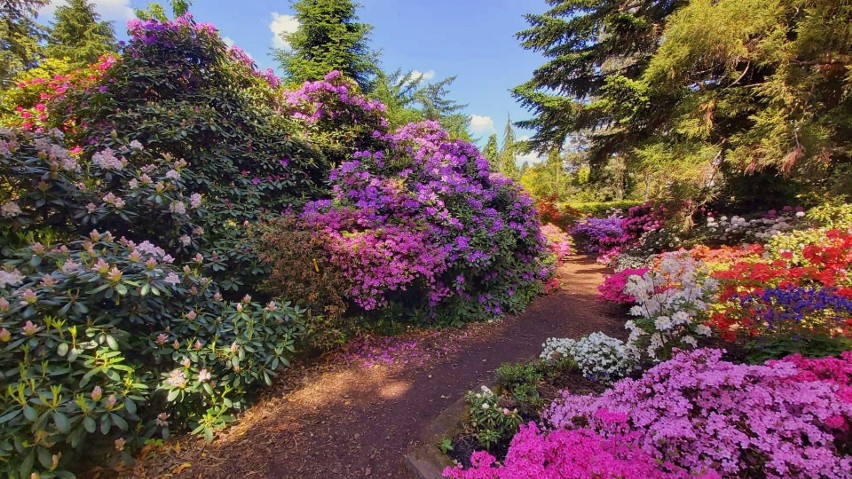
left=39, top=0, right=549, bottom=161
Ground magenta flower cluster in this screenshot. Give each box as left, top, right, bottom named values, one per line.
left=443, top=423, right=720, bottom=479
left=571, top=203, right=666, bottom=257
left=598, top=267, right=650, bottom=304
left=302, top=120, right=550, bottom=321
left=546, top=349, right=852, bottom=478
left=284, top=70, right=387, bottom=125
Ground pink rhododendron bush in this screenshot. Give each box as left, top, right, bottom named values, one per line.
left=265, top=74, right=554, bottom=326
left=300, top=120, right=551, bottom=324
left=447, top=349, right=852, bottom=479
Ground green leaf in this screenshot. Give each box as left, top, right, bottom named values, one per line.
left=20, top=449, right=35, bottom=477
left=83, top=416, right=96, bottom=433
left=23, top=405, right=37, bottom=422
left=166, top=389, right=180, bottom=402
left=53, top=412, right=70, bottom=433
left=37, top=445, right=53, bottom=469
left=100, top=414, right=111, bottom=435
left=125, top=398, right=137, bottom=415
left=57, top=342, right=69, bottom=357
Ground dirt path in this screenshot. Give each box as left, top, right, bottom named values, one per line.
left=128, top=256, right=624, bottom=479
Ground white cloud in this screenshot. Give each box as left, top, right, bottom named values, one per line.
left=516, top=151, right=545, bottom=165
left=469, top=115, right=495, bottom=134
left=223, top=36, right=235, bottom=47
left=515, top=136, right=545, bottom=165
left=411, top=69, right=435, bottom=82
left=269, top=12, right=299, bottom=50
left=41, top=0, right=135, bottom=23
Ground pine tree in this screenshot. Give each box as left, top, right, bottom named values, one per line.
left=512, top=0, right=685, bottom=163
left=498, top=114, right=519, bottom=178
left=275, top=0, right=378, bottom=91
left=483, top=133, right=499, bottom=170
left=46, top=0, right=117, bottom=67
left=0, top=0, right=48, bottom=87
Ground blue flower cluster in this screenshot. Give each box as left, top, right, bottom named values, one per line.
left=740, top=286, right=852, bottom=329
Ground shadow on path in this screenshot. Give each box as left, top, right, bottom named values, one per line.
left=127, top=256, right=624, bottom=479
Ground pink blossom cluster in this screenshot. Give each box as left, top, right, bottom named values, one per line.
left=302, top=120, right=549, bottom=319
left=444, top=423, right=719, bottom=479
left=284, top=70, right=387, bottom=126
left=598, top=267, right=649, bottom=304
left=546, top=349, right=852, bottom=478
left=541, top=223, right=572, bottom=263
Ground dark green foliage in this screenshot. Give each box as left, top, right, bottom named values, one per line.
left=483, top=133, right=499, bottom=170
left=48, top=18, right=327, bottom=296
left=513, top=0, right=683, bottom=159
left=45, top=0, right=117, bottom=67
left=0, top=0, right=48, bottom=87
left=515, top=0, right=851, bottom=204
left=275, top=0, right=378, bottom=91
left=499, top=114, right=519, bottom=179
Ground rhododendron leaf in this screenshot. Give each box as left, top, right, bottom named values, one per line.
left=166, top=389, right=180, bottom=402
left=53, top=412, right=70, bottom=433
left=22, top=406, right=37, bottom=422
left=83, top=416, right=96, bottom=433
left=57, top=342, right=69, bottom=357
left=99, top=414, right=111, bottom=435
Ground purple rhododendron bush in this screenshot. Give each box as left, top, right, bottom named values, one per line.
left=298, top=117, right=551, bottom=324
left=447, top=349, right=852, bottom=479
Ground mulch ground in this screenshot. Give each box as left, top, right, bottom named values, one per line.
left=123, top=256, right=625, bottom=479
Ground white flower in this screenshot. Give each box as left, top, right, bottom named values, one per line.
left=654, top=316, right=672, bottom=331
left=92, top=148, right=126, bottom=171
left=0, top=269, right=24, bottom=288
left=695, top=324, right=713, bottom=337
left=481, top=403, right=490, bottom=410
left=129, top=140, right=144, bottom=150
left=1, top=201, right=22, bottom=218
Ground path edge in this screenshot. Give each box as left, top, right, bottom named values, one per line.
left=404, top=394, right=467, bottom=479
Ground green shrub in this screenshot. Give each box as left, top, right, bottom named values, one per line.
left=0, top=232, right=305, bottom=478
left=463, top=386, right=522, bottom=451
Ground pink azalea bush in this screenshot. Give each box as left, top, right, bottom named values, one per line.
left=597, top=267, right=649, bottom=304
left=541, top=223, right=573, bottom=263
left=443, top=424, right=719, bottom=479
left=547, top=349, right=852, bottom=478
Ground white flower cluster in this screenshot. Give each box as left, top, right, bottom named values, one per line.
left=705, top=213, right=797, bottom=242
left=0, top=269, right=24, bottom=289
left=92, top=148, right=128, bottom=171
left=624, top=253, right=717, bottom=360
left=541, top=332, right=639, bottom=383
left=613, top=253, right=654, bottom=272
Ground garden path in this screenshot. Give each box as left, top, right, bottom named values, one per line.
left=127, top=256, right=625, bottom=479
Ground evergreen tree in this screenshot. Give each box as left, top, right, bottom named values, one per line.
left=512, top=0, right=685, bottom=164
left=275, top=0, right=378, bottom=91
left=46, top=0, right=117, bottom=67
left=498, top=114, right=519, bottom=178
left=483, top=133, right=499, bottom=170
left=0, top=0, right=48, bottom=87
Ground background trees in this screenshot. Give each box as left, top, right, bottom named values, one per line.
left=45, top=0, right=116, bottom=66
left=0, top=0, right=48, bottom=87
left=274, top=0, right=378, bottom=91
left=514, top=0, right=851, bottom=207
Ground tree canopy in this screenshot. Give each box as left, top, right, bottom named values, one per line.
left=45, top=0, right=117, bottom=66
left=0, top=0, right=48, bottom=87
left=514, top=0, right=852, bottom=203
left=274, top=0, right=379, bottom=91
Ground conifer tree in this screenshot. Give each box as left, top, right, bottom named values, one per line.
left=275, top=0, right=378, bottom=91
left=499, top=114, right=519, bottom=178
left=0, top=0, right=48, bottom=87
left=46, top=0, right=117, bottom=67
left=483, top=133, right=499, bottom=170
